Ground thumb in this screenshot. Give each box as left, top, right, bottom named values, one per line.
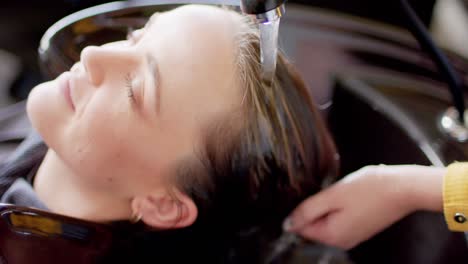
left=284, top=187, right=336, bottom=232
left=297, top=213, right=335, bottom=244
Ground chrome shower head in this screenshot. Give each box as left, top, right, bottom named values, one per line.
left=240, top=0, right=286, bottom=21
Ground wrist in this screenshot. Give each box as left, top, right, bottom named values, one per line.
left=385, top=166, right=419, bottom=215
left=404, top=165, right=445, bottom=213
left=368, top=165, right=415, bottom=216
left=374, top=165, right=444, bottom=215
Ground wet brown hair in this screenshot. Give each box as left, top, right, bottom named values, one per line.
left=168, top=10, right=339, bottom=263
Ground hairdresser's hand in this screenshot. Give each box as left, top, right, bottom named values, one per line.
left=285, top=165, right=444, bottom=249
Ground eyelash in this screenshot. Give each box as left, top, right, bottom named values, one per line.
left=125, top=73, right=136, bottom=103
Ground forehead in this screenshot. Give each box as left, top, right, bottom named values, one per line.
left=142, top=5, right=244, bottom=136
left=143, top=5, right=242, bottom=99
left=162, top=5, right=236, bottom=23
left=145, top=5, right=241, bottom=59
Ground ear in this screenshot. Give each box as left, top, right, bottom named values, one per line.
left=131, top=188, right=198, bottom=229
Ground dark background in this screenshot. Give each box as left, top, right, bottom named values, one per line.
left=0, top=0, right=436, bottom=100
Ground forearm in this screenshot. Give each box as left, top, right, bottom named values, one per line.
left=287, top=163, right=468, bottom=249
left=382, top=163, right=468, bottom=231
left=404, top=165, right=445, bottom=213
left=375, top=165, right=444, bottom=214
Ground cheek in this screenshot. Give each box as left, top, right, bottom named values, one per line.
left=66, top=102, right=133, bottom=167
left=71, top=89, right=131, bottom=141
left=58, top=94, right=159, bottom=190
left=65, top=136, right=163, bottom=194
left=60, top=124, right=145, bottom=192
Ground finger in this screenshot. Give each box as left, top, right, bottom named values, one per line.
left=298, top=210, right=354, bottom=250
left=285, top=186, right=338, bottom=231
left=296, top=213, right=332, bottom=243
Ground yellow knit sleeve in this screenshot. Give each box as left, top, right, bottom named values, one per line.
left=443, top=162, right=468, bottom=231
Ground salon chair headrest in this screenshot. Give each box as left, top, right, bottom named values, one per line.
left=0, top=204, right=117, bottom=264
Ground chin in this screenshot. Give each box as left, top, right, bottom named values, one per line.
left=27, top=83, right=48, bottom=130
left=26, top=81, right=65, bottom=148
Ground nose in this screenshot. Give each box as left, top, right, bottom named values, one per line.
left=80, top=45, right=135, bottom=86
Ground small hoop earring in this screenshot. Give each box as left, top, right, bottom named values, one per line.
left=130, top=211, right=142, bottom=223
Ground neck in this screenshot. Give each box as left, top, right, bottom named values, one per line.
left=33, top=150, right=132, bottom=222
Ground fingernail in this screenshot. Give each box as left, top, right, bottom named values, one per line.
left=283, top=217, right=293, bottom=231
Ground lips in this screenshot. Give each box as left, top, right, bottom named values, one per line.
left=58, top=72, right=75, bottom=111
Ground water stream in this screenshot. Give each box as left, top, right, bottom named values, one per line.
left=259, top=18, right=280, bottom=85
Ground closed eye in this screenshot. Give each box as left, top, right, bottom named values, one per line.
left=125, top=73, right=136, bottom=103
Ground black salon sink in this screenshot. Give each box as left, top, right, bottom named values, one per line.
left=327, top=77, right=468, bottom=263
left=279, top=5, right=468, bottom=263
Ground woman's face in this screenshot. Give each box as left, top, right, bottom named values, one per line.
left=27, top=5, right=241, bottom=197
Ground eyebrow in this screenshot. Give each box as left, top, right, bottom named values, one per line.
left=147, top=53, right=161, bottom=115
